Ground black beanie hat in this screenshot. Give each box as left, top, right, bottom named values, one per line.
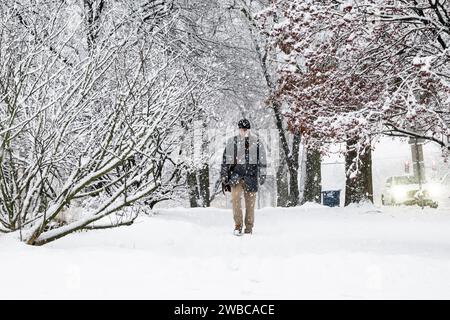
left=238, top=119, right=251, bottom=129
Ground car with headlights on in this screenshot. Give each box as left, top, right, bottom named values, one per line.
left=381, top=175, right=441, bottom=208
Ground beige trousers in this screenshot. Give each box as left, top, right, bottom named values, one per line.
left=231, top=179, right=257, bottom=230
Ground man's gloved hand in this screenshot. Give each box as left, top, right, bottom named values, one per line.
left=221, top=176, right=231, bottom=194
left=259, top=175, right=266, bottom=185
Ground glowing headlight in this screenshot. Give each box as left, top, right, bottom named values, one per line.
left=426, top=183, right=443, bottom=198
left=392, top=186, right=408, bottom=201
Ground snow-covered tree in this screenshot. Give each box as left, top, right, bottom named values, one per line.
left=0, top=0, right=209, bottom=244
left=258, top=0, right=450, bottom=204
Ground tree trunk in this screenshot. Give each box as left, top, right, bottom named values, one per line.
left=276, top=164, right=289, bottom=207
left=198, top=115, right=210, bottom=207
left=198, top=163, right=210, bottom=207
left=187, top=170, right=199, bottom=207
left=303, top=148, right=322, bottom=204
left=345, top=140, right=373, bottom=206
left=273, top=103, right=301, bottom=207
left=185, top=112, right=210, bottom=208
left=299, top=145, right=307, bottom=203
left=288, top=132, right=302, bottom=206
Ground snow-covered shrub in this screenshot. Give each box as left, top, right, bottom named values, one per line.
left=0, top=1, right=204, bottom=245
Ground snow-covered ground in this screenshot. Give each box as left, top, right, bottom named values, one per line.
left=2, top=204, right=450, bottom=300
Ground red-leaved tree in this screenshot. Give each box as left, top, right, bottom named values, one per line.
left=258, top=0, right=450, bottom=204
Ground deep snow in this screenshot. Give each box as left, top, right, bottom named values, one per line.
left=1, top=204, right=450, bottom=299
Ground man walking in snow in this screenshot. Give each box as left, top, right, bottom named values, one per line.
left=221, top=119, right=267, bottom=236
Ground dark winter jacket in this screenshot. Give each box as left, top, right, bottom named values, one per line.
left=221, top=134, right=267, bottom=192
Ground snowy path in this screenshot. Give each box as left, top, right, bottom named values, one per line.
left=2, top=204, right=450, bottom=299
